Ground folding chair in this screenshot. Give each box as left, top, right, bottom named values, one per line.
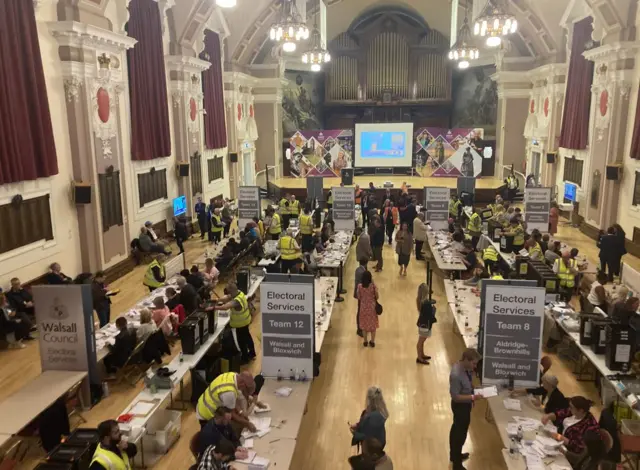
left=113, top=341, right=148, bottom=386
left=65, top=379, right=87, bottom=429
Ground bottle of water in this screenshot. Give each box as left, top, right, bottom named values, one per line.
left=102, top=381, right=110, bottom=398
left=277, top=369, right=283, bottom=381
left=300, top=370, right=307, bottom=381
left=179, top=352, right=184, bottom=363
left=509, top=438, right=518, bottom=458
left=517, top=425, right=523, bottom=442
left=289, top=368, right=295, bottom=380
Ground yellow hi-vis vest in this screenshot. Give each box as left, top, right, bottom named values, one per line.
left=278, top=236, right=300, bottom=260
left=555, top=258, right=577, bottom=288
left=510, top=224, right=525, bottom=245
left=449, top=199, right=460, bottom=217
left=196, top=372, right=238, bottom=421
left=299, top=214, right=314, bottom=235
left=529, top=242, right=543, bottom=259
left=257, top=220, right=265, bottom=237
left=143, top=260, right=165, bottom=289
left=327, top=192, right=333, bottom=204
left=269, top=213, right=281, bottom=234
left=230, top=291, right=251, bottom=328
left=279, top=198, right=289, bottom=214
left=211, top=213, right=223, bottom=233
left=482, top=246, right=499, bottom=262
left=468, top=213, right=482, bottom=234
left=289, top=200, right=300, bottom=216
left=91, top=444, right=131, bottom=470
left=491, top=274, right=504, bottom=280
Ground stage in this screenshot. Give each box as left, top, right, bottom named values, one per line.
left=269, top=175, right=505, bottom=203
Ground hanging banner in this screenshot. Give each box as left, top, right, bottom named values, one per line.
left=331, top=186, right=355, bottom=231
left=424, top=187, right=450, bottom=230
left=238, top=186, right=261, bottom=228
left=481, top=283, right=545, bottom=387
left=524, top=187, right=551, bottom=233
left=33, top=285, right=98, bottom=385
left=261, top=274, right=315, bottom=378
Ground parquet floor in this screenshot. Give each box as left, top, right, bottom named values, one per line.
left=2, top=217, right=637, bottom=469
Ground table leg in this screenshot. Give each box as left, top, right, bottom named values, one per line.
left=335, top=263, right=344, bottom=302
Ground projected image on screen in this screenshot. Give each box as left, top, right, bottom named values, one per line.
left=360, top=132, right=406, bottom=158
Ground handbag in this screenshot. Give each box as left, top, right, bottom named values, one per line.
left=375, top=301, right=383, bottom=315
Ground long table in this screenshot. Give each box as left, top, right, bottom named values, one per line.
left=0, top=370, right=88, bottom=435
left=426, top=230, right=467, bottom=272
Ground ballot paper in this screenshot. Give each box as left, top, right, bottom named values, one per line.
left=503, top=398, right=522, bottom=411
left=243, top=439, right=254, bottom=449
left=275, top=387, right=293, bottom=397
left=473, top=386, right=498, bottom=398
left=249, top=417, right=272, bottom=431
left=235, top=451, right=257, bottom=464
left=550, top=464, right=572, bottom=470
left=249, top=456, right=270, bottom=469
left=129, top=401, right=156, bottom=416
left=253, top=403, right=272, bottom=414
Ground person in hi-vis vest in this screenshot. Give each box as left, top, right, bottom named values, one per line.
left=299, top=205, right=315, bottom=252
left=211, top=283, right=256, bottom=364
left=266, top=206, right=282, bottom=240
left=90, top=420, right=137, bottom=470
left=278, top=227, right=302, bottom=274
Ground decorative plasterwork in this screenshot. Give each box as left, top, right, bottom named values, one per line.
left=64, top=77, right=83, bottom=102
left=583, top=41, right=640, bottom=64
left=165, top=55, right=211, bottom=74
left=48, top=21, right=137, bottom=55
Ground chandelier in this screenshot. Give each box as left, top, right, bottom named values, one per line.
left=301, top=20, right=330, bottom=71
left=215, top=0, right=236, bottom=7
left=269, top=0, right=310, bottom=53
left=448, top=11, right=479, bottom=69
left=473, top=0, right=517, bottom=47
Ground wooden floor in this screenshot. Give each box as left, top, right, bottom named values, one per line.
left=3, top=217, right=640, bottom=469
left=271, top=174, right=506, bottom=191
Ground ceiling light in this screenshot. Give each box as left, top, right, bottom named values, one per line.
left=311, top=63, right=321, bottom=72
left=486, top=36, right=502, bottom=47
left=301, top=16, right=331, bottom=71
left=458, top=60, right=470, bottom=69
left=283, top=41, right=296, bottom=53
left=269, top=0, right=309, bottom=52
left=473, top=0, right=517, bottom=41
left=215, top=0, right=237, bottom=7
left=448, top=4, right=479, bottom=69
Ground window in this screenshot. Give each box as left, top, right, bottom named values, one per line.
left=633, top=172, right=640, bottom=206
left=98, top=170, right=124, bottom=231
left=563, top=156, right=584, bottom=186
left=137, top=168, right=168, bottom=207
left=190, top=152, right=203, bottom=196
left=207, top=156, right=224, bottom=182
left=0, top=195, right=53, bottom=255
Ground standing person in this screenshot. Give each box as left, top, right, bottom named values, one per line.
left=221, top=201, right=233, bottom=238
left=361, top=191, right=370, bottom=229
left=612, top=223, right=627, bottom=279
left=449, top=348, right=483, bottom=470
left=278, top=227, right=302, bottom=274
left=549, top=201, right=559, bottom=236
left=354, top=185, right=363, bottom=206
left=143, top=254, right=166, bottom=292
left=206, top=198, right=216, bottom=242
left=502, top=217, right=525, bottom=254
left=278, top=193, right=291, bottom=231
left=288, top=194, right=300, bottom=226
left=210, top=208, right=224, bottom=244
left=195, top=196, right=207, bottom=240
left=354, top=258, right=368, bottom=338
left=90, top=420, right=137, bottom=470
left=553, top=251, right=579, bottom=302
left=173, top=216, right=187, bottom=254
left=195, top=371, right=258, bottom=429
left=382, top=200, right=398, bottom=245
left=267, top=207, right=282, bottom=240
left=356, top=229, right=373, bottom=262
left=449, top=194, right=462, bottom=222
left=356, top=271, right=380, bottom=347
left=350, top=387, right=389, bottom=449
left=505, top=166, right=519, bottom=202
left=598, top=227, right=618, bottom=281
left=413, top=213, right=428, bottom=260
left=326, top=189, right=333, bottom=212
left=212, top=283, right=256, bottom=364
left=395, top=223, right=413, bottom=276
left=416, top=283, right=436, bottom=364
left=299, top=206, right=315, bottom=252
left=92, top=271, right=111, bottom=328
left=398, top=198, right=417, bottom=234
left=370, top=217, right=385, bottom=272
left=467, top=207, right=482, bottom=250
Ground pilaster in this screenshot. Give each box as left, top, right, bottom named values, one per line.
left=48, top=21, right=136, bottom=272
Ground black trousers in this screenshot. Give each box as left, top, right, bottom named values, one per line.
left=211, top=231, right=222, bottom=243
left=176, top=237, right=185, bottom=254
left=223, top=221, right=231, bottom=238
left=471, top=236, right=480, bottom=250
left=449, top=401, right=472, bottom=464
left=282, top=214, right=291, bottom=231
left=415, top=240, right=424, bottom=259
left=234, top=325, right=256, bottom=362
left=385, top=224, right=395, bottom=244
left=271, top=233, right=280, bottom=241
left=281, top=258, right=300, bottom=274
left=198, top=216, right=207, bottom=239
left=362, top=209, right=369, bottom=228
left=301, top=234, right=314, bottom=252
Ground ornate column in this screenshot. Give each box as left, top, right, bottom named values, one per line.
left=491, top=71, right=532, bottom=177
left=582, top=42, right=638, bottom=230
left=166, top=55, right=210, bottom=217
left=253, top=77, right=286, bottom=178
left=49, top=21, right=136, bottom=272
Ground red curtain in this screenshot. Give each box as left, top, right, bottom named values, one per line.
left=0, top=0, right=58, bottom=184
left=630, top=87, right=640, bottom=159
left=127, top=0, right=171, bottom=161
left=202, top=31, right=228, bottom=149
left=559, top=17, right=594, bottom=150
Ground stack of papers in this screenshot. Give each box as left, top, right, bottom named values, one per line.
left=275, top=387, right=293, bottom=397
left=503, top=398, right=522, bottom=411
left=473, top=386, right=498, bottom=398
left=535, top=435, right=562, bottom=452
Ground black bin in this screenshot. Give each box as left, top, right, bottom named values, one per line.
left=236, top=269, right=250, bottom=294
left=605, top=323, right=635, bottom=371
left=500, top=234, right=514, bottom=253
left=65, top=428, right=99, bottom=457
left=191, top=311, right=209, bottom=345
left=34, top=463, right=74, bottom=470
left=179, top=317, right=201, bottom=355
left=47, top=442, right=92, bottom=470
left=590, top=319, right=612, bottom=354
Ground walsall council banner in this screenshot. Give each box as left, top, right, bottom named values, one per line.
left=524, top=187, right=551, bottom=233
left=238, top=186, right=261, bottom=229
left=261, top=274, right=315, bottom=378
left=424, top=187, right=450, bottom=230
left=481, top=283, right=545, bottom=387
left=331, top=186, right=355, bottom=231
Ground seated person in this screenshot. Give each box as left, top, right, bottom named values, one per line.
left=177, top=276, right=199, bottom=314
left=464, top=267, right=486, bottom=287
left=46, top=262, right=73, bottom=285
left=137, top=308, right=158, bottom=342
left=564, top=429, right=615, bottom=470
left=198, top=407, right=245, bottom=457
left=91, top=419, right=138, bottom=470
left=527, top=237, right=543, bottom=260
left=245, top=223, right=259, bottom=242
left=542, top=396, right=600, bottom=454
left=450, top=231, right=465, bottom=254
left=348, top=438, right=393, bottom=470
left=227, top=238, right=242, bottom=255
left=545, top=241, right=562, bottom=265
left=6, top=277, right=35, bottom=317
left=611, top=296, right=640, bottom=325
left=196, top=440, right=236, bottom=470
left=314, top=233, right=326, bottom=254
left=144, top=221, right=162, bottom=243
left=165, top=287, right=181, bottom=311
left=151, top=297, right=176, bottom=336
left=104, top=317, right=137, bottom=373
left=461, top=240, right=478, bottom=272
left=138, top=227, right=166, bottom=254
left=0, top=289, right=34, bottom=348
left=216, top=246, right=235, bottom=271
left=187, top=266, right=206, bottom=291
left=321, top=221, right=333, bottom=244
left=238, top=231, right=251, bottom=251
left=586, top=271, right=608, bottom=313
left=252, top=216, right=265, bottom=239
left=541, top=234, right=550, bottom=254
left=202, top=258, right=220, bottom=288
left=609, top=286, right=629, bottom=316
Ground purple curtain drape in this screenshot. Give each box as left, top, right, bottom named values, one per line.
left=202, top=31, right=227, bottom=149
left=559, top=17, right=594, bottom=150
left=127, top=0, right=171, bottom=161
left=630, top=87, right=640, bottom=159
left=0, top=0, right=58, bottom=184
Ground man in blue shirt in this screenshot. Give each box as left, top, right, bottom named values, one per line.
left=195, top=196, right=207, bottom=240
left=198, top=407, right=244, bottom=458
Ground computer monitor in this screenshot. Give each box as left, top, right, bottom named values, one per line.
left=173, top=196, right=187, bottom=217
left=563, top=182, right=577, bottom=203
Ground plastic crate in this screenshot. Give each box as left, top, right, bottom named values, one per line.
left=146, top=409, right=181, bottom=454
left=622, top=419, right=640, bottom=436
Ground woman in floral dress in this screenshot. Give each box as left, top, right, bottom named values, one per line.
left=357, top=270, right=380, bottom=347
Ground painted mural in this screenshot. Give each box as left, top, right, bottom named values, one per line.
left=282, top=71, right=324, bottom=136
left=451, top=65, right=498, bottom=130
left=414, top=128, right=483, bottom=178
left=287, top=130, right=353, bottom=177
